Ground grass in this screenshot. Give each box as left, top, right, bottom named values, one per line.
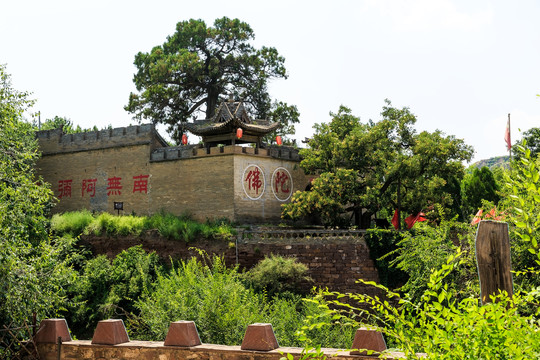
left=50, top=210, right=236, bottom=242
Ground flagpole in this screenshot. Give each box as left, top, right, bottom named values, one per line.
left=508, top=113, right=512, bottom=161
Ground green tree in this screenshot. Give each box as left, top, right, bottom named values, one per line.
left=460, top=166, right=500, bottom=219
left=282, top=101, right=473, bottom=227
left=37, top=115, right=104, bottom=133
left=125, top=17, right=298, bottom=142
left=516, top=127, right=540, bottom=159
left=0, top=64, right=74, bottom=335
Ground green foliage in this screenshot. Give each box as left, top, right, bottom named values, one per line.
left=36, top=115, right=101, bottom=133
left=125, top=17, right=298, bottom=142
left=0, top=64, right=74, bottom=335
left=51, top=210, right=94, bottom=236
left=322, top=252, right=540, bottom=359
left=283, top=101, right=473, bottom=227
left=50, top=210, right=236, bottom=241
left=390, top=221, right=478, bottom=302
left=132, top=255, right=265, bottom=344
left=130, top=254, right=354, bottom=347
left=363, top=229, right=407, bottom=290
left=505, top=142, right=540, bottom=271
left=66, top=246, right=161, bottom=339
left=514, top=127, right=540, bottom=159
left=242, top=254, right=313, bottom=297
left=461, top=166, right=500, bottom=219
left=85, top=212, right=147, bottom=236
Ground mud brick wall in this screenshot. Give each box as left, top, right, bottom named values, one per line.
left=36, top=125, right=309, bottom=223
left=81, top=230, right=380, bottom=295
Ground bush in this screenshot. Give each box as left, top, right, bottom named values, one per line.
left=242, top=254, right=313, bottom=297
left=321, top=252, right=540, bottom=358
left=390, top=220, right=478, bottom=302
left=51, top=210, right=94, bottom=236
left=65, top=246, right=162, bottom=339
left=363, top=229, right=407, bottom=290
left=132, top=255, right=265, bottom=344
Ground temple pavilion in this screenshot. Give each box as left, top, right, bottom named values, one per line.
left=183, top=100, right=281, bottom=148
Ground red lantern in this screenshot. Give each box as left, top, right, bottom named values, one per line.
left=181, top=134, right=188, bottom=145
left=236, top=128, right=243, bottom=139
left=276, top=135, right=282, bottom=146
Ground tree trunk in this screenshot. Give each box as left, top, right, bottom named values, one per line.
left=206, top=88, right=219, bottom=119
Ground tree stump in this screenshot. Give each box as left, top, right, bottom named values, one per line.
left=475, top=220, right=513, bottom=304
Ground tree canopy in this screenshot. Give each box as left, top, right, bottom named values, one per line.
left=460, top=166, right=500, bottom=219
left=282, top=101, right=474, bottom=228
left=125, top=17, right=299, bottom=143
left=0, top=64, right=74, bottom=330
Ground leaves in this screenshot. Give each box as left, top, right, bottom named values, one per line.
left=125, top=17, right=294, bottom=143
left=283, top=101, right=473, bottom=227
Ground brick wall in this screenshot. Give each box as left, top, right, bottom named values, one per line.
left=80, top=230, right=380, bottom=295
left=35, top=126, right=310, bottom=223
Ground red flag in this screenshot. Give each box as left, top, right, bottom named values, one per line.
left=405, top=212, right=427, bottom=229
left=505, top=114, right=511, bottom=151
left=392, top=209, right=399, bottom=230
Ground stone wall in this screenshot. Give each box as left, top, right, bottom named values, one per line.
left=35, top=125, right=310, bottom=223
left=80, top=229, right=380, bottom=295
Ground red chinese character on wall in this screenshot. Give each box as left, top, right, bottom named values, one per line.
left=133, top=174, right=149, bottom=194
left=82, top=178, right=97, bottom=197
left=271, top=168, right=293, bottom=202
left=107, top=176, right=122, bottom=196
left=245, top=167, right=263, bottom=195
left=274, top=171, right=290, bottom=194
left=58, top=179, right=72, bottom=198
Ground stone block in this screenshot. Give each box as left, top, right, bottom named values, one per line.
left=91, top=319, right=130, bottom=345
left=164, top=320, right=202, bottom=347
left=350, top=327, right=386, bottom=355
left=240, top=323, right=279, bottom=351
left=34, top=318, right=72, bottom=343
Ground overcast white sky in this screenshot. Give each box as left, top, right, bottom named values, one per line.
left=2, top=0, right=539, bottom=163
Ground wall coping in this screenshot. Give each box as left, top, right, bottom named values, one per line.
left=38, top=340, right=407, bottom=359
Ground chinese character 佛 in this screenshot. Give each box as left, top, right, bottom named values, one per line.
left=245, top=167, right=262, bottom=195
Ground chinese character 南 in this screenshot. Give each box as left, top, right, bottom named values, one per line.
left=245, top=167, right=263, bottom=195
left=133, top=174, right=149, bottom=194
left=274, top=171, right=290, bottom=194
left=82, top=178, right=97, bottom=197
left=58, top=179, right=72, bottom=198
left=107, top=176, right=122, bottom=196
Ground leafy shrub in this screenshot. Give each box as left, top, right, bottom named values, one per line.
left=242, top=254, right=313, bottom=297
left=130, top=254, right=353, bottom=347
left=320, top=252, right=540, bottom=359
left=363, top=229, right=407, bottom=290
left=51, top=210, right=94, bottom=236
left=84, top=212, right=147, bottom=236
left=390, top=220, right=478, bottom=302
left=132, top=255, right=265, bottom=344
left=51, top=210, right=236, bottom=241
left=65, top=246, right=162, bottom=339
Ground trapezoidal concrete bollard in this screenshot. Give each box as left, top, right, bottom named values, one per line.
left=34, top=318, right=72, bottom=343
left=91, top=319, right=130, bottom=345
left=350, top=327, right=387, bottom=355
left=164, top=320, right=202, bottom=347
left=240, top=323, right=279, bottom=351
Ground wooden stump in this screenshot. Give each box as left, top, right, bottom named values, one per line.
left=475, top=220, right=513, bottom=304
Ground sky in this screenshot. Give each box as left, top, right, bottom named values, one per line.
left=2, top=0, right=539, bottom=163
